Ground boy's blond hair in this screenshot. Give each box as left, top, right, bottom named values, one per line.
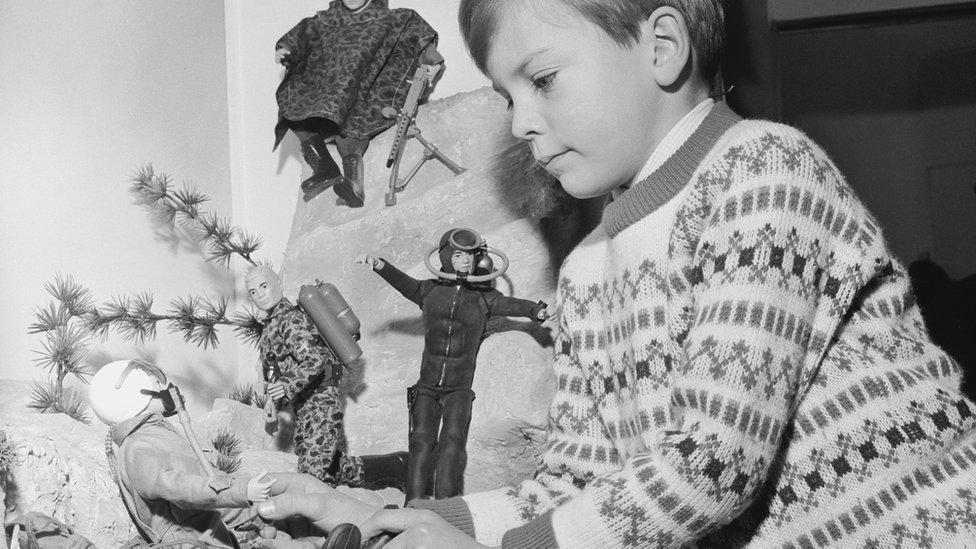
left=458, top=0, right=725, bottom=86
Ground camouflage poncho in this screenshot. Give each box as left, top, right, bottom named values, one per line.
left=273, top=0, right=438, bottom=145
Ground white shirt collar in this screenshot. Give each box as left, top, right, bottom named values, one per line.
left=613, top=98, right=715, bottom=198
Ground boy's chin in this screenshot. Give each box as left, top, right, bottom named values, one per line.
left=559, top=176, right=617, bottom=200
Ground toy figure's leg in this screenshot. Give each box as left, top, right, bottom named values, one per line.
left=432, top=389, right=474, bottom=499
left=333, top=136, right=368, bottom=208
left=293, top=402, right=330, bottom=483
left=406, top=387, right=441, bottom=502
left=294, top=130, right=343, bottom=202
left=361, top=451, right=409, bottom=491
left=295, top=389, right=352, bottom=485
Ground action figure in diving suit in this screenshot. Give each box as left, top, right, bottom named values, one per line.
left=359, top=228, right=549, bottom=501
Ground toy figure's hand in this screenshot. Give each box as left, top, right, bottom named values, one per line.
left=247, top=471, right=278, bottom=503
left=275, top=47, right=292, bottom=65
left=537, top=305, right=550, bottom=322
left=423, top=64, right=442, bottom=85
left=266, top=381, right=286, bottom=401
left=418, top=44, right=444, bottom=66
left=360, top=508, right=487, bottom=548
left=355, top=255, right=384, bottom=271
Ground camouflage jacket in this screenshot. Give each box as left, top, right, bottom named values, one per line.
left=258, top=298, right=341, bottom=407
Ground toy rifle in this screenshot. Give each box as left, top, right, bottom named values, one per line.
left=383, top=65, right=466, bottom=206
left=263, top=362, right=280, bottom=426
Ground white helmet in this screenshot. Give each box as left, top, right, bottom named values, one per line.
left=89, top=359, right=167, bottom=425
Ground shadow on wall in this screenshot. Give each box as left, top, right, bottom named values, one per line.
left=490, top=141, right=604, bottom=280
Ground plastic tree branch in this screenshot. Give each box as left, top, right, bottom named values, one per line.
left=129, top=165, right=262, bottom=267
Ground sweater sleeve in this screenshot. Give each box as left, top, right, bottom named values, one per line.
left=435, top=128, right=885, bottom=547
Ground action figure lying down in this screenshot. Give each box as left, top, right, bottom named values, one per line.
left=91, top=359, right=379, bottom=548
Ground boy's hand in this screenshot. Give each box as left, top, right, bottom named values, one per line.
left=255, top=489, right=378, bottom=534
left=360, top=508, right=487, bottom=548
left=246, top=471, right=278, bottom=503
left=266, top=381, right=286, bottom=401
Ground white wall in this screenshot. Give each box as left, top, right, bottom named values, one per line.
left=223, top=0, right=490, bottom=274
left=0, top=1, right=241, bottom=412
left=0, top=0, right=490, bottom=413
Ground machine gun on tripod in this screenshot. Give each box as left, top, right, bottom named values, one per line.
left=382, top=65, right=466, bottom=206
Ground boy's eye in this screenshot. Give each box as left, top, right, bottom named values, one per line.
left=532, top=72, right=557, bottom=92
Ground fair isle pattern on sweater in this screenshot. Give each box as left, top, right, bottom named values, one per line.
left=427, top=104, right=976, bottom=549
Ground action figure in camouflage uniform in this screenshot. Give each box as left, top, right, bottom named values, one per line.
left=248, top=265, right=364, bottom=486
left=273, top=0, right=443, bottom=206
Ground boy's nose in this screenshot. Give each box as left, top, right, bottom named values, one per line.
left=510, top=101, right=544, bottom=141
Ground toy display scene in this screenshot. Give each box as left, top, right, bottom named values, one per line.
left=2, top=1, right=975, bottom=548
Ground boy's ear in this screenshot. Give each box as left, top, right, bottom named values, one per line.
left=645, top=7, right=691, bottom=88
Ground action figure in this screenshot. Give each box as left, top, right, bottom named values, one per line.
left=274, top=0, right=443, bottom=206
left=91, top=359, right=276, bottom=547
left=359, top=228, right=549, bottom=501
left=246, top=265, right=406, bottom=491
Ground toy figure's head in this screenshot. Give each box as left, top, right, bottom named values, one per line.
left=246, top=265, right=284, bottom=312
left=438, top=228, right=488, bottom=276
left=341, top=0, right=378, bottom=12
left=89, top=359, right=174, bottom=425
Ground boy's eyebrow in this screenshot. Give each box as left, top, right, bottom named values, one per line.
left=491, top=47, right=553, bottom=94
left=515, top=47, right=553, bottom=75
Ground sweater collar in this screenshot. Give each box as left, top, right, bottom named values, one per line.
left=602, top=102, right=742, bottom=238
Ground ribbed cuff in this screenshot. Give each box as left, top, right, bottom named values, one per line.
left=501, top=510, right=558, bottom=549
left=407, top=497, right=476, bottom=538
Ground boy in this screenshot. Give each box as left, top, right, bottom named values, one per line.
left=258, top=1, right=976, bottom=547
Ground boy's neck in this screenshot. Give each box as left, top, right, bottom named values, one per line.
left=626, top=86, right=714, bottom=190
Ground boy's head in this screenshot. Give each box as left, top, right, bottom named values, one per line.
left=458, top=0, right=725, bottom=198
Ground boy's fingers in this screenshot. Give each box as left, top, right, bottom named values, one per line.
left=256, top=493, right=329, bottom=522
left=359, top=508, right=436, bottom=539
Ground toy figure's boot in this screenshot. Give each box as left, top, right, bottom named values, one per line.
left=333, top=152, right=365, bottom=208
left=298, top=134, right=344, bottom=202
left=361, top=451, right=409, bottom=492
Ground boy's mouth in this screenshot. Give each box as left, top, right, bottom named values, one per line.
left=536, top=151, right=566, bottom=170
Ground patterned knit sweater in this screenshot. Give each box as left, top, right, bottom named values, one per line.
left=413, top=103, right=976, bottom=548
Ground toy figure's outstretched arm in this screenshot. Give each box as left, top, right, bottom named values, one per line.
left=126, top=445, right=251, bottom=509
left=277, top=312, right=340, bottom=403
left=485, top=292, right=549, bottom=322
left=359, top=256, right=431, bottom=307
